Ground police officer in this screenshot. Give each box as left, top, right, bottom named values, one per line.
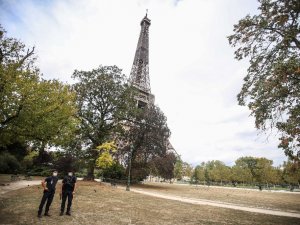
left=38, top=170, right=59, bottom=218
left=60, top=171, right=77, bottom=216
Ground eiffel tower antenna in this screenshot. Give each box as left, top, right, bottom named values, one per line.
left=129, top=13, right=155, bottom=108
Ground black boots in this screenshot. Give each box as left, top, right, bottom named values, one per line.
left=60, top=211, right=71, bottom=216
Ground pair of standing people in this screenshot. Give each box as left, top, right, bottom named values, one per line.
left=38, top=170, right=77, bottom=218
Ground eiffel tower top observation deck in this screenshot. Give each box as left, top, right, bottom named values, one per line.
left=129, top=13, right=155, bottom=108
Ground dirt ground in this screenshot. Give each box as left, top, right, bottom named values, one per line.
left=0, top=181, right=300, bottom=225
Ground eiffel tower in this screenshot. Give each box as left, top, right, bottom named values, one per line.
left=129, top=13, right=176, bottom=153
left=129, top=13, right=155, bottom=108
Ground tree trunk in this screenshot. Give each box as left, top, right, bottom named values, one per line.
left=85, top=164, right=95, bottom=181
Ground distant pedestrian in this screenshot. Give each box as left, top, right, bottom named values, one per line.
left=60, top=171, right=77, bottom=216
left=38, top=170, right=59, bottom=218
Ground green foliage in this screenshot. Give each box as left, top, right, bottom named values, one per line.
left=53, top=153, right=80, bottom=175
left=0, top=25, right=78, bottom=150
left=232, top=156, right=279, bottom=185
left=27, top=166, right=53, bottom=177
left=205, top=160, right=231, bottom=184
left=122, top=105, right=172, bottom=181
left=150, top=152, right=177, bottom=180
left=228, top=0, right=300, bottom=160
left=73, top=65, right=136, bottom=147
left=232, top=159, right=253, bottom=184
left=283, top=160, right=300, bottom=185
left=191, top=165, right=205, bottom=184
left=101, top=163, right=126, bottom=180
left=21, top=150, right=38, bottom=171
left=174, top=158, right=183, bottom=180
left=72, top=65, right=136, bottom=179
left=190, top=157, right=290, bottom=188
left=0, top=152, right=20, bottom=173
left=182, top=162, right=193, bottom=178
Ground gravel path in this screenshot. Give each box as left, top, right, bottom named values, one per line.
left=0, top=180, right=42, bottom=195
left=131, top=188, right=300, bottom=219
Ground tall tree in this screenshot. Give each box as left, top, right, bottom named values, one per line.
left=191, top=164, right=205, bottom=184
left=150, top=152, right=177, bottom=181
left=282, top=160, right=300, bottom=187
left=182, top=162, right=193, bottom=178
left=228, top=0, right=300, bottom=160
left=72, top=65, right=135, bottom=179
left=173, top=158, right=183, bottom=180
left=0, top=25, right=78, bottom=154
left=122, top=105, right=171, bottom=181
left=232, top=159, right=253, bottom=185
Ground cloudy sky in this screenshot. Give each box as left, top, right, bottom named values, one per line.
left=0, top=0, right=288, bottom=166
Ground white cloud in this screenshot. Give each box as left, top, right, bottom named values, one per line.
left=0, top=0, right=288, bottom=166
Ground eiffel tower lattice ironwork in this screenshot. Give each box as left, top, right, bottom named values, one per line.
left=129, top=13, right=177, bottom=154
left=129, top=13, right=155, bottom=108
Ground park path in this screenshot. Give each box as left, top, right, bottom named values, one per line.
left=0, top=180, right=42, bottom=195
left=131, top=188, right=300, bottom=219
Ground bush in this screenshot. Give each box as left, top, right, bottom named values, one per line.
left=101, top=163, right=126, bottom=180
left=0, top=152, right=21, bottom=173
left=27, top=166, right=52, bottom=177
left=21, top=150, right=38, bottom=171
left=75, top=168, right=88, bottom=178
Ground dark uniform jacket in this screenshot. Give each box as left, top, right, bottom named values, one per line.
left=45, top=176, right=58, bottom=192
left=62, top=175, right=77, bottom=192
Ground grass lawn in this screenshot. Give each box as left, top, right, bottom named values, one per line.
left=0, top=181, right=299, bottom=225
left=137, top=183, right=300, bottom=213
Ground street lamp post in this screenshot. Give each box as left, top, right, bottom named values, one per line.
left=126, top=144, right=133, bottom=191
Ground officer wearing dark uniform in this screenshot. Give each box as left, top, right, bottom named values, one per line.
left=38, top=170, right=58, bottom=218
left=60, top=171, right=77, bottom=216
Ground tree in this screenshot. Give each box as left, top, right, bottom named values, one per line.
left=232, top=160, right=253, bottom=185
left=283, top=160, right=300, bottom=188
left=234, top=156, right=274, bottom=189
left=95, top=141, right=117, bottom=170
left=72, top=65, right=135, bottom=179
left=268, top=166, right=283, bottom=185
left=122, top=105, right=171, bottom=181
left=206, top=160, right=231, bottom=185
left=174, top=158, right=183, bottom=180
left=0, top=25, right=78, bottom=156
left=191, top=165, right=205, bottom=184
left=0, top=151, right=20, bottom=173
left=182, top=162, right=193, bottom=178
left=150, top=152, right=177, bottom=181
left=228, top=0, right=300, bottom=160
left=255, top=157, right=274, bottom=187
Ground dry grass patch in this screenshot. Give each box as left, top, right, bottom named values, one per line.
left=135, top=183, right=300, bottom=213
left=0, top=181, right=299, bottom=225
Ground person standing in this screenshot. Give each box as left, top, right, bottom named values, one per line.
left=60, top=171, right=77, bottom=216
left=38, top=170, right=59, bottom=218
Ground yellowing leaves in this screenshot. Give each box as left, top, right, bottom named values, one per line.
left=96, top=151, right=114, bottom=169
left=95, top=141, right=117, bottom=169
left=96, top=141, right=117, bottom=152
